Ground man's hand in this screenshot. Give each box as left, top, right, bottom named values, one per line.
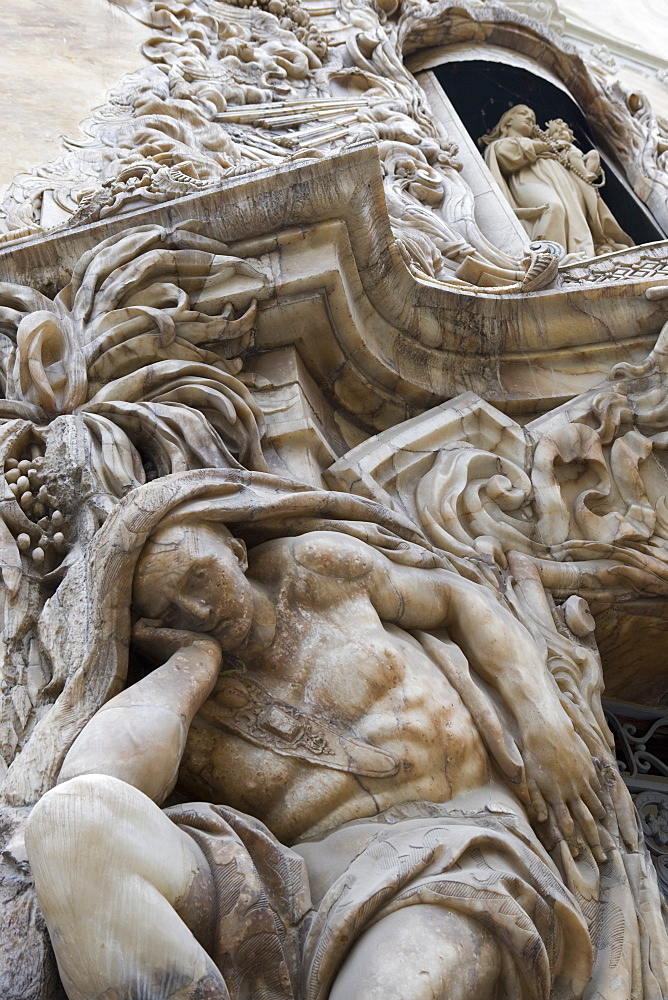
left=59, top=623, right=222, bottom=803
left=133, top=618, right=221, bottom=666
left=521, top=722, right=609, bottom=862
left=130, top=618, right=223, bottom=723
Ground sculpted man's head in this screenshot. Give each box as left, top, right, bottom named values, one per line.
left=133, top=521, right=253, bottom=650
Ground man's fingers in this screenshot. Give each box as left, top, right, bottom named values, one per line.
left=611, top=776, right=640, bottom=851
left=582, top=782, right=607, bottom=821
left=553, top=802, right=576, bottom=846
left=541, top=806, right=563, bottom=851
left=527, top=779, right=549, bottom=823
left=569, top=799, right=607, bottom=863
left=544, top=804, right=582, bottom=858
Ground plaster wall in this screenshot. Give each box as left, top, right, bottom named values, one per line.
left=0, top=0, right=151, bottom=201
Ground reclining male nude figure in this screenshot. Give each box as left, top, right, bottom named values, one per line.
left=25, top=520, right=607, bottom=1000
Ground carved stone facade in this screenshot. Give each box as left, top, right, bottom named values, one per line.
left=2, top=2, right=668, bottom=999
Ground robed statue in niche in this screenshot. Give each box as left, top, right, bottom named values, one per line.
left=480, top=105, right=634, bottom=260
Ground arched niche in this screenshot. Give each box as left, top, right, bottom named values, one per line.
left=399, top=1, right=668, bottom=248
left=410, top=47, right=663, bottom=254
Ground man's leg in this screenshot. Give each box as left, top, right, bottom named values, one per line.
left=328, top=905, right=501, bottom=1000
left=25, top=774, right=227, bottom=1000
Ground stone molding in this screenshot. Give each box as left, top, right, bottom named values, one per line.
left=2, top=157, right=668, bottom=422
left=2, top=0, right=667, bottom=297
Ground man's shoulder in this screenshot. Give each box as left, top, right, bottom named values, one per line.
left=289, top=531, right=375, bottom=581
left=248, top=530, right=375, bottom=583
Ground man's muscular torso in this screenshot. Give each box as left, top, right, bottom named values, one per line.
left=177, top=533, right=490, bottom=844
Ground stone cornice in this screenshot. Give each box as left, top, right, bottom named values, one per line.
left=0, top=146, right=666, bottom=419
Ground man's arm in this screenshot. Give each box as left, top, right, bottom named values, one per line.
left=58, top=623, right=221, bottom=805
left=280, top=532, right=606, bottom=852
left=363, top=547, right=608, bottom=857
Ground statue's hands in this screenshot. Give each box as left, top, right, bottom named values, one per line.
left=131, top=619, right=222, bottom=720
left=521, top=723, right=609, bottom=862
left=532, top=139, right=552, bottom=157
left=133, top=618, right=222, bottom=666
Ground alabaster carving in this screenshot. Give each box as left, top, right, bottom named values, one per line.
left=327, top=291, right=668, bottom=605
left=2, top=0, right=667, bottom=293
left=18, top=469, right=667, bottom=998
left=2, top=2, right=668, bottom=997
left=481, top=105, right=634, bottom=259
left=0, top=223, right=666, bottom=994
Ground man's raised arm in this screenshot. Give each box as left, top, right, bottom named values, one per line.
left=58, top=624, right=221, bottom=804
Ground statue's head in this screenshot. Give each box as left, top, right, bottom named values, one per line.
left=480, top=105, right=536, bottom=145
left=545, top=118, right=574, bottom=145
left=133, top=521, right=253, bottom=650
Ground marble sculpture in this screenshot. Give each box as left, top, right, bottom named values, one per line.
left=481, top=105, right=635, bottom=259
left=25, top=487, right=617, bottom=999
left=2, top=1, right=668, bottom=999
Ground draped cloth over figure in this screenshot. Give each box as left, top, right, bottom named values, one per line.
left=21, top=470, right=668, bottom=999
left=167, top=798, right=595, bottom=1000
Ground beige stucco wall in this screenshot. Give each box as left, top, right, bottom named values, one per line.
left=560, top=0, right=667, bottom=65
left=557, top=0, right=668, bottom=118
left=0, top=0, right=151, bottom=200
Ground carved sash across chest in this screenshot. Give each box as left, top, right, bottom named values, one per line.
left=198, top=671, right=401, bottom=778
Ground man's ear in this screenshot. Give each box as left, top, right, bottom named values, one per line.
left=229, top=537, right=248, bottom=572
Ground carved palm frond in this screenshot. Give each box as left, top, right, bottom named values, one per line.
left=0, top=224, right=270, bottom=793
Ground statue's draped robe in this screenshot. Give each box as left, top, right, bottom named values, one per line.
left=168, top=795, right=598, bottom=1000
left=484, top=136, right=632, bottom=258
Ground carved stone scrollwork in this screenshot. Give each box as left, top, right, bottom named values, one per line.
left=3, top=5, right=668, bottom=999
left=635, top=790, right=668, bottom=898
left=3, top=0, right=667, bottom=295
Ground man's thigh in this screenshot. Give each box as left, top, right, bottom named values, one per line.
left=328, top=904, right=501, bottom=1000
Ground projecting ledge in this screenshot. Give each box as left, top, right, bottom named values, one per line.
left=1, top=146, right=667, bottom=415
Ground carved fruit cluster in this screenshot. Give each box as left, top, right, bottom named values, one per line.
left=4, top=457, right=67, bottom=566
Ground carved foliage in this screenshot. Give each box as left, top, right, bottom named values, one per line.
left=0, top=224, right=269, bottom=797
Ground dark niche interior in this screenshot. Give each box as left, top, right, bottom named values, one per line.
left=432, top=59, right=664, bottom=248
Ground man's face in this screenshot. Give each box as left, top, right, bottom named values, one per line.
left=136, top=526, right=254, bottom=651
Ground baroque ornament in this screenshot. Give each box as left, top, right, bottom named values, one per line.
left=0, top=224, right=665, bottom=999
left=2, top=1, right=668, bottom=999
left=7, top=0, right=666, bottom=292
